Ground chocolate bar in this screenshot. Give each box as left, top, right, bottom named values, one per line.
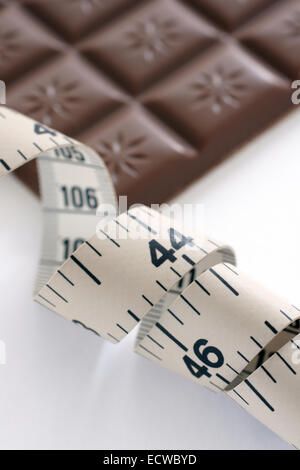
left=1, top=0, right=297, bottom=205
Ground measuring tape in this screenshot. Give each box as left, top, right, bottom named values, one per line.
left=1, top=105, right=299, bottom=448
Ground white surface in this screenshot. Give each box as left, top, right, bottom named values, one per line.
left=0, top=108, right=300, bottom=450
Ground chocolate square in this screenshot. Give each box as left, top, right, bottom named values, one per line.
left=0, top=5, right=62, bottom=83
left=143, top=42, right=290, bottom=152
left=7, top=54, right=126, bottom=135
left=80, top=105, right=196, bottom=205
left=81, top=0, right=219, bottom=94
left=0, top=0, right=295, bottom=205
left=191, top=0, right=277, bottom=30
left=27, top=0, right=138, bottom=41
left=238, top=0, right=300, bottom=79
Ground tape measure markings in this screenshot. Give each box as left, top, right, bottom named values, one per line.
left=232, top=389, right=249, bottom=405
left=237, top=322, right=299, bottom=385
left=127, top=212, right=157, bottom=235
left=85, top=241, right=102, bottom=257
left=215, top=373, right=230, bottom=385
left=97, top=229, right=121, bottom=247
left=126, top=309, right=140, bottom=322
left=37, top=294, right=56, bottom=308
left=107, top=333, right=120, bottom=343
left=276, top=352, right=296, bottom=375
left=70, top=254, right=101, bottom=285
left=194, top=280, right=210, bottom=296
left=49, top=137, right=59, bottom=147
left=209, top=267, right=239, bottom=296
left=17, top=150, right=27, bottom=160
left=116, top=324, right=129, bottom=335
left=57, top=269, right=75, bottom=286
left=155, top=322, right=188, bottom=352
left=251, top=353, right=273, bottom=384
left=250, top=336, right=263, bottom=349
left=33, top=142, right=43, bottom=152
left=169, top=266, right=182, bottom=278
left=181, top=254, right=196, bottom=267
left=243, top=379, right=275, bottom=412
left=0, top=159, right=10, bottom=171
left=46, top=284, right=68, bottom=303
left=155, top=280, right=167, bottom=292
left=114, top=219, right=130, bottom=233
left=166, top=309, right=183, bottom=325
left=147, top=335, right=164, bottom=349
left=141, top=295, right=154, bottom=307
left=260, top=366, right=276, bottom=384
left=265, top=321, right=278, bottom=334
left=137, top=263, right=300, bottom=399
left=226, top=363, right=239, bottom=375
left=39, top=156, right=105, bottom=171
left=1, top=105, right=300, bottom=448
left=280, top=310, right=292, bottom=322
left=291, top=339, right=300, bottom=350
left=139, top=344, right=162, bottom=361
left=223, top=263, right=238, bottom=275
left=179, top=294, right=201, bottom=316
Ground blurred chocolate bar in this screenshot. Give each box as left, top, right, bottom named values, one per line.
left=1, top=0, right=297, bottom=205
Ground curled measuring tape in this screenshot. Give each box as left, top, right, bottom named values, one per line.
left=1, top=105, right=300, bottom=448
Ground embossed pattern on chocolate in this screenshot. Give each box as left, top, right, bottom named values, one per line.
left=0, top=0, right=294, bottom=205
left=0, top=5, right=61, bottom=83
left=192, top=0, right=276, bottom=30
left=80, top=105, right=196, bottom=203
left=238, top=0, right=300, bottom=79
left=81, top=0, right=219, bottom=93
left=143, top=43, right=289, bottom=148
left=8, top=54, right=126, bottom=135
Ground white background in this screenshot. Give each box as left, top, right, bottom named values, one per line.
left=0, top=107, right=299, bottom=450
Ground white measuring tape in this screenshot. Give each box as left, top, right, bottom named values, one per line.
left=1, top=105, right=299, bottom=448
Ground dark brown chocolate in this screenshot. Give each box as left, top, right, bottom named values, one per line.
left=80, top=105, right=196, bottom=204
left=142, top=43, right=290, bottom=149
left=0, top=0, right=295, bottom=205
left=81, top=0, right=219, bottom=94
left=190, top=0, right=277, bottom=30
left=238, top=0, right=300, bottom=80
